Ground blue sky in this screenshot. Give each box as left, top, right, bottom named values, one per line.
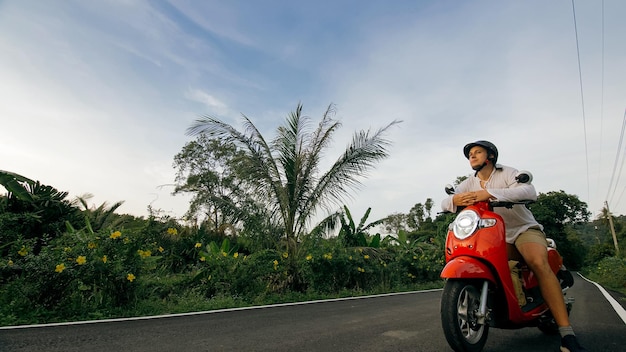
left=1, top=1, right=626, bottom=227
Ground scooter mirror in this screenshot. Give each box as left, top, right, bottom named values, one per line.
left=515, top=171, right=533, bottom=184
left=445, top=184, right=455, bottom=195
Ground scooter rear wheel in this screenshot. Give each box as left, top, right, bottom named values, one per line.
left=441, top=280, right=489, bottom=352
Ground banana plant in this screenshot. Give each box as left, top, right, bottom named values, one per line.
left=332, top=206, right=384, bottom=248
left=201, top=238, right=239, bottom=258
left=0, top=170, right=35, bottom=202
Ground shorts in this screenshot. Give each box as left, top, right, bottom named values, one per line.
left=514, top=227, right=548, bottom=249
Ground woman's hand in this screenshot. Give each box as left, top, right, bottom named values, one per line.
left=453, top=190, right=493, bottom=206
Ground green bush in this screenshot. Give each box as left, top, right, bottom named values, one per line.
left=584, top=256, right=626, bottom=293
left=0, top=216, right=448, bottom=326
left=191, top=246, right=286, bottom=299
left=0, top=226, right=160, bottom=324
left=392, top=244, right=445, bottom=283
left=298, top=246, right=394, bottom=293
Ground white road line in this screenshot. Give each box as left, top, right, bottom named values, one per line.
left=578, top=272, right=626, bottom=325
left=0, top=288, right=443, bottom=330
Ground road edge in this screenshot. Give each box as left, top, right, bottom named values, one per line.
left=0, top=288, right=443, bottom=330
left=577, top=272, right=626, bottom=325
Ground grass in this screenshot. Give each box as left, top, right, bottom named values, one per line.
left=581, top=256, right=626, bottom=296
left=0, top=280, right=445, bottom=327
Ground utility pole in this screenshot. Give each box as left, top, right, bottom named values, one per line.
left=604, top=201, right=620, bottom=256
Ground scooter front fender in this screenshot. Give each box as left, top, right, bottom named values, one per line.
left=440, top=256, right=496, bottom=284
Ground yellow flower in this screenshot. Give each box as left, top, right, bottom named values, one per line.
left=55, top=263, right=66, bottom=273
left=110, top=231, right=122, bottom=239
left=76, top=256, right=87, bottom=265
left=166, top=227, right=178, bottom=235
left=273, top=259, right=279, bottom=270
left=102, top=255, right=108, bottom=263
left=306, top=254, right=312, bottom=261
left=282, top=252, right=288, bottom=259
left=127, top=273, right=136, bottom=282
left=323, top=253, right=333, bottom=260
left=233, top=252, right=239, bottom=258
left=364, top=254, right=370, bottom=260
left=158, top=246, right=164, bottom=253
left=18, top=246, right=28, bottom=256
left=195, top=242, right=202, bottom=248
left=357, top=267, right=365, bottom=273
left=137, top=249, right=151, bottom=258
left=200, top=256, right=206, bottom=262
left=221, top=251, right=227, bottom=257
left=7, top=260, right=14, bottom=267
left=64, top=247, right=72, bottom=252
left=88, top=242, right=97, bottom=249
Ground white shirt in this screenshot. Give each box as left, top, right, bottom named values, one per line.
left=441, top=164, right=543, bottom=244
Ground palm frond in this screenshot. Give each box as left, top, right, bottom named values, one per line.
left=184, top=105, right=400, bottom=245
left=187, top=113, right=289, bottom=230
left=306, top=119, right=402, bottom=214
left=293, top=105, right=343, bottom=233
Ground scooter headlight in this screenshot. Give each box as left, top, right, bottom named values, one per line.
left=452, top=210, right=479, bottom=240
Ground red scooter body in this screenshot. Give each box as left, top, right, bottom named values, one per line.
left=439, top=201, right=573, bottom=352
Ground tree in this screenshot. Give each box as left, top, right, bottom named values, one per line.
left=173, top=135, right=264, bottom=236
left=528, top=190, right=591, bottom=269
left=335, top=206, right=385, bottom=248
left=596, top=204, right=621, bottom=256
left=0, top=170, right=81, bottom=255
left=454, top=175, right=468, bottom=186
left=73, top=193, right=135, bottom=233
left=407, top=203, right=424, bottom=231
left=424, top=198, right=434, bottom=219
left=382, top=212, right=407, bottom=234
left=0, top=170, right=35, bottom=202
left=530, top=190, right=590, bottom=226
left=186, top=103, right=399, bottom=257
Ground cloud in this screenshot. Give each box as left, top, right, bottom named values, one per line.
left=185, top=89, right=229, bottom=115
left=1, top=0, right=625, bottom=225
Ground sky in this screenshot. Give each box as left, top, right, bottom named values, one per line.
left=1, top=1, right=626, bottom=230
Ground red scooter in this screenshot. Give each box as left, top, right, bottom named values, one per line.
left=439, top=174, right=575, bottom=352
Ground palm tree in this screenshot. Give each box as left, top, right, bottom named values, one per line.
left=597, top=204, right=620, bottom=255
left=187, top=103, right=399, bottom=256
left=74, top=193, right=126, bottom=233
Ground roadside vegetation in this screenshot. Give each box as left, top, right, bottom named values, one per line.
left=1, top=104, right=624, bottom=326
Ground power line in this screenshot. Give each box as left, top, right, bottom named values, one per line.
left=597, top=0, right=605, bottom=196
left=571, top=0, right=591, bottom=203
left=605, top=111, right=626, bottom=201
left=609, top=109, right=626, bottom=209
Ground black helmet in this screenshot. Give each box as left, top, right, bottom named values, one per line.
left=463, top=140, right=498, bottom=164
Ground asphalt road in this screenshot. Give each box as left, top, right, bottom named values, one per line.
left=0, top=274, right=624, bottom=352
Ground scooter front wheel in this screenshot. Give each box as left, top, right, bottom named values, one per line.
left=441, top=280, right=489, bottom=352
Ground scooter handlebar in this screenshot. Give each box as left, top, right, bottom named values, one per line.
left=438, top=200, right=535, bottom=215
left=488, top=200, right=534, bottom=209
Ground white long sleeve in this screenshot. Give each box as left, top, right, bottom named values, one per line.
left=441, top=164, right=543, bottom=243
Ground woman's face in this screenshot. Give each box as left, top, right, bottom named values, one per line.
left=468, top=146, right=489, bottom=170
